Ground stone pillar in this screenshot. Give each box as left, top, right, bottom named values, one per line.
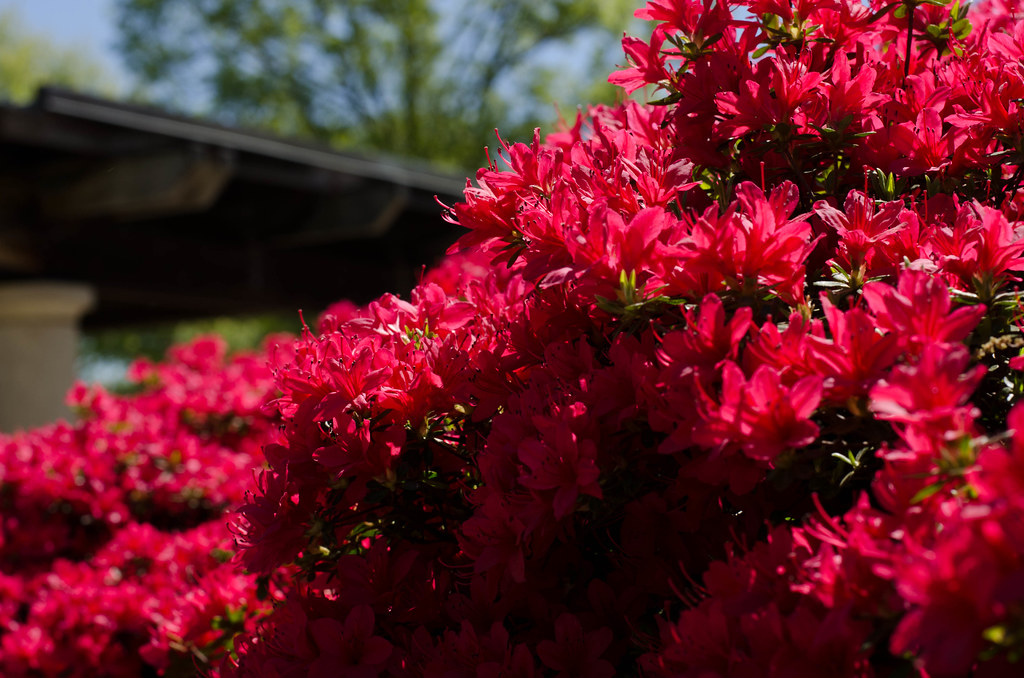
left=0, top=282, right=95, bottom=432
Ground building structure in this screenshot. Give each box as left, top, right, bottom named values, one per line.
left=0, top=88, right=468, bottom=429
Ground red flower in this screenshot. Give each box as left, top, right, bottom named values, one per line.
left=536, top=614, right=614, bottom=678
left=307, top=605, right=393, bottom=678
left=518, top=418, right=603, bottom=520
left=658, top=293, right=753, bottom=378
left=458, top=496, right=528, bottom=583
left=808, top=299, right=902, bottom=404
left=609, top=33, right=670, bottom=94
left=717, top=56, right=824, bottom=137
left=814, top=190, right=906, bottom=277
left=737, top=365, right=823, bottom=462
left=668, top=182, right=816, bottom=304
left=312, top=415, right=405, bottom=480
left=869, top=344, right=985, bottom=437
left=824, top=51, right=883, bottom=125
left=890, top=107, right=977, bottom=176
left=863, top=269, right=986, bottom=355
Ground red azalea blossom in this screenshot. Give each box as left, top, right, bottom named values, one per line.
left=536, top=614, right=614, bottom=678
left=14, top=2, right=1024, bottom=676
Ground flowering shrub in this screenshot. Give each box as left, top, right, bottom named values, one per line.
left=222, top=0, right=1024, bottom=675
left=11, top=0, right=1024, bottom=674
left=0, top=336, right=279, bottom=675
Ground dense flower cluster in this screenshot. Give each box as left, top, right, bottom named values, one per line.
left=0, top=336, right=279, bottom=675
left=224, top=0, right=1024, bottom=675
left=10, top=0, right=1024, bottom=674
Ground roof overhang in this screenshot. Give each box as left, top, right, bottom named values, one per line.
left=0, top=88, right=471, bottom=327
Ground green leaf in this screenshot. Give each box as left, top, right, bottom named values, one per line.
left=831, top=451, right=858, bottom=467
left=702, top=32, right=723, bottom=47
left=983, top=625, right=1008, bottom=645
left=595, top=295, right=623, bottom=315
left=866, top=1, right=903, bottom=23
left=910, top=480, right=947, bottom=504
left=210, top=548, right=235, bottom=564
left=226, top=605, right=246, bottom=625
left=952, top=18, right=971, bottom=37
left=648, top=90, right=684, bottom=106
left=255, top=576, right=271, bottom=601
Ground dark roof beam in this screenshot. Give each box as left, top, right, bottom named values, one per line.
left=232, top=155, right=363, bottom=193
left=0, top=108, right=166, bottom=156
left=270, top=185, right=411, bottom=247
left=38, top=88, right=466, bottom=198
left=40, top=146, right=235, bottom=221
left=0, top=235, right=40, bottom=273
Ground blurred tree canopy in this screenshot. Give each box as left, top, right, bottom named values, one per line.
left=0, top=9, right=115, bottom=103
left=113, top=0, right=636, bottom=170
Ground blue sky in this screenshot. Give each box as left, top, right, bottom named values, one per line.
left=0, top=0, right=131, bottom=88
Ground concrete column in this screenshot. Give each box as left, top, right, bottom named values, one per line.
left=0, top=282, right=95, bottom=432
